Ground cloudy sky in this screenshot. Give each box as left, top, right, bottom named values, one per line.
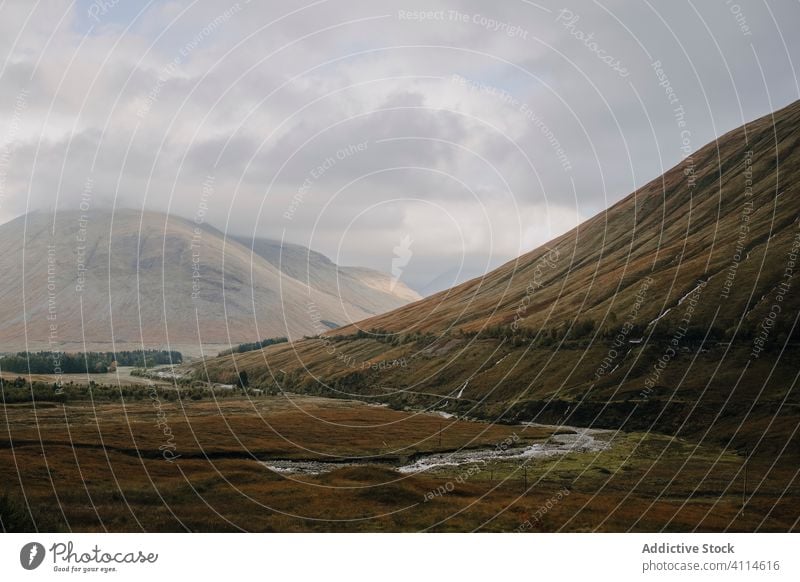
left=0, top=0, right=797, bottom=293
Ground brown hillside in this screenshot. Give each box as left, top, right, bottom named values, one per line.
left=195, top=101, right=800, bottom=458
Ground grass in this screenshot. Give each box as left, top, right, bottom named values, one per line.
left=1, top=395, right=796, bottom=532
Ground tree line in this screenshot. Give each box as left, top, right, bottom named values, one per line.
left=0, top=350, right=182, bottom=374
left=216, top=337, right=288, bottom=356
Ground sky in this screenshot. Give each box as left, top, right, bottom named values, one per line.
left=0, top=0, right=798, bottom=293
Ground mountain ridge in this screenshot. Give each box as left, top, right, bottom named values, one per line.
left=0, top=209, right=420, bottom=356
left=195, top=100, right=800, bottom=457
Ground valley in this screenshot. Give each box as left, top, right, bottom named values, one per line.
left=2, top=395, right=792, bottom=532
left=2, top=100, right=799, bottom=533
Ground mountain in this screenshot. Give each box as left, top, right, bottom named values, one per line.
left=0, top=210, right=420, bottom=356
left=197, top=100, right=800, bottom=456
left=231, top=236, right=421, bottom=309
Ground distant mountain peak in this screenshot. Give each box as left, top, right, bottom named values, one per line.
left=0, top=209, right=420, bottom=355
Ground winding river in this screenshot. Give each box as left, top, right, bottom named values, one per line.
left=262, top=426, right=612, bottom=476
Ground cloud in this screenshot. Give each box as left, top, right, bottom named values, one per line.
left=0, top=0, right=797, bottom=291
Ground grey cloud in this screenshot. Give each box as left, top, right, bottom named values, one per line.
left=0, top=0, right=797, bottom=291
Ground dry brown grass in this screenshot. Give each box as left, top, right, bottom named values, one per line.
left=1, top=396, right=797, bottom=532
left=1, top=395, right=542, bottom=461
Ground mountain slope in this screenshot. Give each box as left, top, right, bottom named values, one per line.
left=0, top=210, right=419, bottom=355
left=231, top=235, right=421, bottom=313
left=198, top=100, right=800, bottom=455
left=328, top=100, right=800, bottom=336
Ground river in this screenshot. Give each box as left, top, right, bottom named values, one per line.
left=262, top=425, right=612, bottom=476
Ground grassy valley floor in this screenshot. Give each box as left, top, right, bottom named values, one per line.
left=1, top=395, right=796, bottom=532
